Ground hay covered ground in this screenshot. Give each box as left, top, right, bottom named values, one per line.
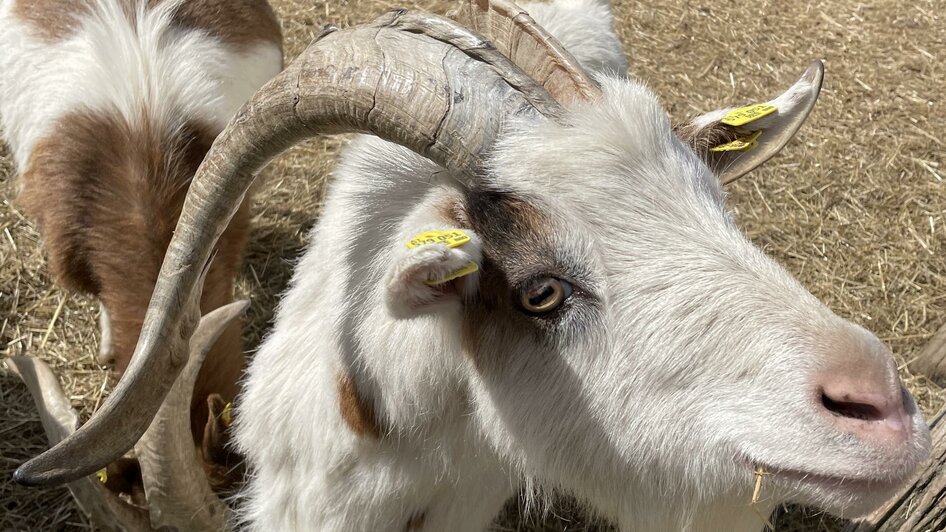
left=1, top=0, right=944, bottom=530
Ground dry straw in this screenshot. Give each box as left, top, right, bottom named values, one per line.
left=752, top=465, right=774, bottom=530
left=1, top=0, right=944, bottom=530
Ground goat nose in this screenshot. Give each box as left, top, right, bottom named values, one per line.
left=815, top=355, right=912, bottom=445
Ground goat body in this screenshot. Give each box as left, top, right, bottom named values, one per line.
left=232, top=1, right=928, bottom=531
left=0, top=0, right=282, bottom=438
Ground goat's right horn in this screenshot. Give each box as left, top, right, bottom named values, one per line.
left=14, top=8, right=563, bottom=486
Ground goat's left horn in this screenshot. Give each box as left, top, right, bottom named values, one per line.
left=449, top=0, right=603, bottom=105
left=14, top=8, right=563, bottom=486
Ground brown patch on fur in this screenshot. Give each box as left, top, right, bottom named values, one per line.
left=672, top=120, right=743, bottom=160
left=17, top=109, right=250, bottom=444
left=200, top=394, right=246, bottom=493
left=100, top=457, right=146, bottom=505
left=459, top=190, right=554, bottom=367
left=404, top=510, right=427, bottom=531
left=12, top=0, right=92, bottom=41
left=14, top=0, right=281, bottom=50
left=435, top=195, right=471, bottom=230
left=152, top=0, right=283, bottom=50
left=337, top=372, right=382, bottom=439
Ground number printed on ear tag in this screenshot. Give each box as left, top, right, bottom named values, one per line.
left=721, top=104, right=777, bottom=126
left=407, top=229, right=471, bottom=249
left=711, top=130, right=762, bottom=152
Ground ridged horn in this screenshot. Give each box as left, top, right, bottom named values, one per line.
left=134, top=300, right=249, bottom=531
left=14, top=8, right=562, bottom=486
left=450, top=0, right=602, bottom=105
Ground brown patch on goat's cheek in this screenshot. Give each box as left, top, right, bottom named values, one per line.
left=465, top=191, right=553, bottom=268
left=404, top=510, right=427, bottom=531
left=459, top=191, right=552, bottom=368
left=435, top=196, right=470, bottom=229
left=12, top=0, right=91, bottom=41
left=151, top=0, right=283, bottom=50
left=460, top=257, right=541, bottom=372
left=459, top=257, right=502, bottom=365
left=337, top=373, right=382, bottom=439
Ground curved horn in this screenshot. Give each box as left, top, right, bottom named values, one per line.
left=15, top=9, right=562, bottom=486
left=5, top=357, right=152, bottom=531
left=134, top=300, right=249, bottom=531
left=450, top=0, right=602, bottom=105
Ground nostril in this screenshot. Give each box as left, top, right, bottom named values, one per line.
left=820, top=391, right=885, bottom=422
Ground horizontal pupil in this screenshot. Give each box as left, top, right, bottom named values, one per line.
left=529, top=284, right=555, bottom=306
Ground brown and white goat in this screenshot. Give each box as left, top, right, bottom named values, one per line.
left=0, top=0, right=282, bottom=442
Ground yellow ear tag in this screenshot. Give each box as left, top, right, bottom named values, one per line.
left=711, top=130, right=762, bottom=152
left=406, top=229, right=471, bottom=249
left=406, top=229, right=479, bottom=284
left=721, top=104, right=777, bottom=127
left=222, top=402, right=233, bottom=427
left=96, top=468, right=108, bottom=484
left=424, top=261, right=479, bottom=285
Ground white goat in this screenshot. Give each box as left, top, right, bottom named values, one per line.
left=14, top=1, right=930, bottom=531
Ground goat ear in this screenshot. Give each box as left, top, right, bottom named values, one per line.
left=675, top=60, right=824, bottom=184
left=385, top=228, right=482, bottom=319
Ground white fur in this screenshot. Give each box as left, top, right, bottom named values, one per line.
left=0, top=0, right=281, bottom=171
left=98, top=303, right=113, bottom=364
left=233, top=2, right=928, bottom=531
left=522, top=0, right=628, bottom=77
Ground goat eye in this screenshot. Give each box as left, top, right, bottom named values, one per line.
left=520, top=278, right=572, bottom=314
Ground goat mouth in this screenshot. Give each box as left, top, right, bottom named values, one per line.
left=747, top=461, right=906, bottom=498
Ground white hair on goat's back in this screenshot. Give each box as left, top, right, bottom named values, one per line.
left=0, top=0, right=280, bottom=169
